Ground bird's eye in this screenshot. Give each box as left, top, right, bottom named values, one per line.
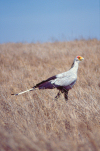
left=77, top=56, right=80, bottom=59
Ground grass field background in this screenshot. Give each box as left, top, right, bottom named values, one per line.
left=0, top=39, right=100, bottom=151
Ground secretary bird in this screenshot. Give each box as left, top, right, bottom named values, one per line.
left=11, top=56, right=84, bottom=101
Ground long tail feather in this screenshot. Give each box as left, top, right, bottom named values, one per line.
left=11, top=88, right=35, bottom=96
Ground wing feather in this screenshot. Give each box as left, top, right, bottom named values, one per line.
left=34, top=75, right=57, bottom=89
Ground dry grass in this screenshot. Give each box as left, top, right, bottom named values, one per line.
left=0, top=39, right=100, bottom=151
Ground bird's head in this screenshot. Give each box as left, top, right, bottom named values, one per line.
left=71, top=56, right=84, bottom=68
left=75, top=56, right=84, bottom=62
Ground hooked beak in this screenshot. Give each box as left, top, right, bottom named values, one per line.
left=80, top=56, right=84, bottom=61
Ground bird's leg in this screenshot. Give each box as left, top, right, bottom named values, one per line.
left=64, top=90, right=68, bottom=102
left=55, top=91, right=61, bottom=100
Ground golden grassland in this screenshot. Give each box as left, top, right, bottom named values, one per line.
left=0, top=39, right=100, bottom=151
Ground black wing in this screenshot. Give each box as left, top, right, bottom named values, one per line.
left=34, top=75, right=57, bottom=89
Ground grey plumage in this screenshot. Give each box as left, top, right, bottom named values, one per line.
left=11, top=56, right=84, bottom=101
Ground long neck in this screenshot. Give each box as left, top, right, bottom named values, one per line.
left=70, top=60, right=79, bottom=74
